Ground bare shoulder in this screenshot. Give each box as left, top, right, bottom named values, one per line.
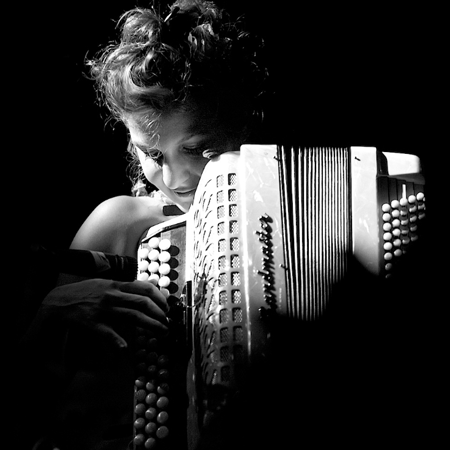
left=70, top=195, right=169, bottom=256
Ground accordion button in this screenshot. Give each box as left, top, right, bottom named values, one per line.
left=134, top=434, right=145, bottom=446
left=156, top=426, right=169, bottom=439
left=393, top=239, right=402, bottom=248
left=416, top=192, right=425, bottom=201
left=382, top=213, right=391, bottom=222
left=383, top=232, right=392, bottom=241
left=145, top=407, right=157, bottom=420
left=149, top=237, right=161, bottom=249
left=136, top=389, right=147, bottom=402
left=385, top=263, right=393, bottom=271
left=159, top=251, right=171, bottom=263
left=158, top=276, right=171, bottom=288
left=149, top=261, right=160, bottom=273
left=159, top=239, right=171, bottom=251
left=408, top=194, right=416, bottom=204
left=149, top=249, right=160, bottom=261
left=383, top=223, right=392, bottom=232
left=157, top=355, right=169, bottom=367
left=138, top=272, right=150, bottom=281
left=391, top=209, right=400, bottom=218
left=138, top=247, right=150, bottom=260
left=148, top=274, right=160, bottom=286
left=400, top=198, right=408, bottom=207
left=391, top=199, right=400, bottom=208
left=135, top=402, right=146, bottom=415
left=381, top=203, right=391, bottom=212
left=384, top=252, right=393, bottom=261
left=146, top=393, right=158, bottom=406
left=144, top=437, right=157, bottom=449
left=134, top=417, right=145, bottom=429
left=145, top=422, right=157, bottom=435
left=159, top=263, right=171, bottom=276
left=384, top=242, right=393, bottom=251
left=392, top=219, right=400, bottom=228
left=157, top=396, right=169, bottom=410
left=158, top=369, right=169, bottom=380
left=146, top=381, right=156, bottom=392
left=135, top=376, right=146, bottom=389
left=157, top=411, right=169, bottom=425
left=157, top=383, right=169, bottom=395
left=394, top=249, right=402, bottom=257
left=139, top=260, right=150, bottom=271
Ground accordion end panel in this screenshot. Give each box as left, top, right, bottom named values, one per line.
left=185, top=146, right=287, bottom=450
left=351, top=146, right=427, bottom=279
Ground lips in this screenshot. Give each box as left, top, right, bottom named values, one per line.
left=174, top=189, right=196, bottom=198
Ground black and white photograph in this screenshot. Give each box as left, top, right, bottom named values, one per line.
left=14, top=1, right=440, bottom=449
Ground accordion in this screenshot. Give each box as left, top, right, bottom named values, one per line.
left=132, top=145, right=426, bottom=449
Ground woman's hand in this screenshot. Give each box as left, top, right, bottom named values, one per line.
left=40, top=279, right=169, bottom=349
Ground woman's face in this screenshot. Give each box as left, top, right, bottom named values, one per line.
left=127, top=111, right=236, bottom=212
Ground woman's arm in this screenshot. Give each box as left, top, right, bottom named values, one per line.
left=22, top=195, right=173, bottom=350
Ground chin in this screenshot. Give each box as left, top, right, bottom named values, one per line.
left=176, top=201, right=191, bottom=213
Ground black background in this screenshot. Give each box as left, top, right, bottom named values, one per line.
left=19, top=0, right=438, bottom=251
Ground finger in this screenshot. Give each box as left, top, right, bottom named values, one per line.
left=93, top=322, right=128, bottom=350
left=118, top=280, right=170, bottom=312
left=108, top=290, right=169, bottom=325
left=107, top=307, right=169, bottom=335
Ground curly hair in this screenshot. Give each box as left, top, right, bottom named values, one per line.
left=88, top=0, right=267, bottom=192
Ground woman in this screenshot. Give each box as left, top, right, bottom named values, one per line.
left=19, top=2, right=266, bottom=448
left=36, top=0, right=266, bottom=350
left=73, top=0, right=266, bottom=257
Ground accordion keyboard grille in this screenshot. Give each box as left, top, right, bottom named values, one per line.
left=191, top=171, right=245, bottom=390
left=278, top=146, right=351, bottom=320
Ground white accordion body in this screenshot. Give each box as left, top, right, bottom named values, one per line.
left=133, top=145, right=426, bottom=449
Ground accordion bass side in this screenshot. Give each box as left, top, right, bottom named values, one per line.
left=133, top=145, right=426, bottom=449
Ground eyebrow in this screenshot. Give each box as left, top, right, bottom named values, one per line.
left=131, top=131, right=210, bottom=153
left=133, top=142, right=160, bottom=153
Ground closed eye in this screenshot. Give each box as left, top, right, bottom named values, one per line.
left=182, top=145, right=206, bottom=155
left=133, top=143, right=163, bottom=163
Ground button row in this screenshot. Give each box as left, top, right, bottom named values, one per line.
left=137, top=237, right=175, bottom=297
left=133, top=331, right=170, bottom=449
left=381, top=192, right=425, bottom=277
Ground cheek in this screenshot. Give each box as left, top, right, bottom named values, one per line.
left=140, top=158, right=163, bottom=187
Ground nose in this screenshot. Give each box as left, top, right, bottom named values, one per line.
left=160, top=154, right=189, bottom=189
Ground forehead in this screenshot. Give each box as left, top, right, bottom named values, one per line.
left=126, top=111, right=202, bottom=147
